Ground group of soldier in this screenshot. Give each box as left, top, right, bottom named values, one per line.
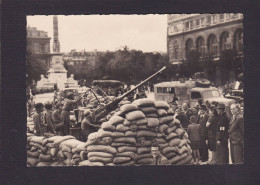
left=169, top=99, right=244, bottom=164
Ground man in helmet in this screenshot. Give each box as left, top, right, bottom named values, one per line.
left=81, top=109, right=101, bottom=142
left=44, top=101, right=56, bottom=135
left=61, top=91, right=87, bottom=135
left=33, top=103, right=46, bottom=136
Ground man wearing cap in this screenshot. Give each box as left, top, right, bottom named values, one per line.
left=151, top=143, right=170, bottom=165
left=61, top=92, right=87, bottom=135
left=215, top=103, right=229, bottom=164
left=81, top=109, right=101, bottom=142
left=229, top=104, right=244, bottom=164
left=33, top=103, right=46, bottom=136
left=196, top=105, right=209, bottom=162
left=44, top=101, right=56, bottom=135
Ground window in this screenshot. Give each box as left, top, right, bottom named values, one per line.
left=173, top=40, right=179, bottom=60
left=220, top=32, right=230, bottom=51
left=201, top=17, right=205, bottom=26
left=191, top=92, right=202, bottom=99
left=202, top=91, right=220, bottom=98
left=186, top=39, right=194, bottom=57
left=206, top=16, right=211, bottom=25
left=197, top=37, right=206, bottom=57
left=219, top=14, right=224, bottom=22
left=185, top=22, right=190, bottom=30
left=37, top=32, right=40, bottom=37
left=212, top=15, right=217, bottom=24
left=208, top=34, right=218, bottom=55
left=157, top=87, right=163, bottom=93
left=190, top=21, right=194, bottom=29
left=195, top=19, right=200, bottom=28
left=234, top=29, right=243, bottom=52
left=41, top=44, right=46, bottom=53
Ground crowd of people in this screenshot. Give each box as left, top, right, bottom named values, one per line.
left=169, top=99, right=244, bottom=164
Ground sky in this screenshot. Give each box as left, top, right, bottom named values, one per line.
left=27, top=15, right=168, bottom=53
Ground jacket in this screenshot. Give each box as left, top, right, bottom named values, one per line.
left=216, top=112, right=229, bottom=144
left=229, top=113, right=244, bottom=144
left=197, top=113, right=209, bottom=139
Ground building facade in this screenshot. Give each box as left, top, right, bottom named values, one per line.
left=27, top=26, right=51, bottom=68
left=167, top=14, right=243, bottom=64
left=62, top=49, right=101, bottom=67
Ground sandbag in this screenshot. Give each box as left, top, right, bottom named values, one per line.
left=113, top=157, right=132, bottom=164
left=167, top=108, right=175, bottom=115
left=158, top=143, right=169, bottom=149
left=166, top=132, right=179, bottom=141
left=134, top=153, right=153, bottom=161
left=79, top=160, right=104, bottom=166
left=89, top=156, right=113, bottom=164
left=88, top=152, right=114, bottom=159
left=50, top=161, right=62, bottom=166
left=147, top=118, right=160, bottom=128
left=157, top=109, right=168, bottom=117
left=116, top=124, right=130, bottom=132
left=137, top=130, right=156, bottom=137
left=125, top=111, right=145, bottom=121
left=47, top=136, right=62, bottom=143
left=168, top=119, right=181, bottom=127
left=80, top=151, right=87, bottom=161
left=136, top=140, right=153, bottom=147
left=145, top=113, right=159, bottom=118
left=183, top=132, right=189, bottom=139
left=111, top=142, right=132, bottom=147
left=111, top=131, right=125, bottom=138
left=129, top=125, right=138, bottom=132
left=41, top=146, right=48, bottom=154
left=72, top=153, right=81, bottom=159
left=39, top=154, right=52, bottom=162
left=165, top=152, right=177, bottom=159
left=169, top=153, right=188, bottom=164
left=50, top=148, right=58, bottom=157
left=37, top=162, right=51, bottom=167
left=176, top=155, right=193, bottom=165
left=62, top=139, right=83, bottom=149
left=158, top=124, right=169, bottom=133
left=162, top=146, right=178, bottom=155
left=46, top=143, right=54, bottom=148
left=159, top=116, right=174, bottom=124
left=177, top=146, right=188, bottom=155
left=187, top=144, right=192, bottom=155
left=101, top=121, right=116, bottom=131
left=57, top=150, right=65, bottom=160
left=97, top=129, right=112, bottom=138
left=30, top=146, right=38, bottom=152
left=136, top=158, right=153, bottom=165
left=30, top=136, right=44, bottom=144
left=27, top=157, right=38, bottom=166
left=72, top=143, right=88, bottom=153
left=175, top=128, right=185, bottom=137
left=102, top=137, right=113, bottom=145
left=154, top=101, right=170, bottom=109
left=115, top=151, right=135, bottom=159
left=133, top=98, right=155, bottom=108
left=42, top=139, right=48, bottom=146
left=169, top=138, right=181, bottom=147
left=140, top=107, right=157, bottom=114
left=155, top=138, right=167, bottom=144
left=106, top=163, right=116, bottom=166
left=167, top=125, right=178, bottom=134
left=109, top=115, right=124, bottom=125
left=138, top=125, right=150, bottom=130
left=113, top=137, right=136, bottom=145
left=134, top=118, right=148, bottom=126
left=27, top=151, right=40, bottom=158
left=61, top=145, right=72, bottom=153
left=125, top=131, right=137, bottom=137
left=121, top=160, right=135, bottom=166
left=114, top=111, right=124, bottom=117
left=33, top=143, right=42, bottom=149
left=137, top=147, right=151, bottom=155
left=117, top=146, right=137, bottom=153
left=120, top=104, right=139, bottom=113
left=63, top=151, right=73, bottom=159
left=123, top=119, right=132, bottom=126
left=178, top=140, right=187, bottom=148
left=87, top=145, right=117, bottom=154
left=54, top=136, right=75, bottom=147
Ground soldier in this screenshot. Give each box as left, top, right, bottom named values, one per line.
left=44, top=101, right=56, bottom=135
left=33, top=103, right=46, bottom=136
left=215, top=103, right=229, bottom=164
left=52, top=103, right=64, bottom=135
left=81, top=110, right=100, bottom=142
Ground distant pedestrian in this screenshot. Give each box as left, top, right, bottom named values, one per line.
left=229, top=104, right=244, bottom=164
left=215, top=103, right=229, bottom=164
left=187, top=116, right=201, bottom=164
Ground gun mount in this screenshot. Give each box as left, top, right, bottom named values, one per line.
left=91, top=66, right=166, bottom=123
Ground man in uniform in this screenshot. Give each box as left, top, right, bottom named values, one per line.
left=229, top=104, right=244, bottom=164
left=33, top=103, right=46, bottom=136
left=151, top=143, right=170, bottom=165
left=44, top=101, right=56, bottom=135
left=215, top=103, right=229, bottom=164
left=61, top=92, right=87, bottom=135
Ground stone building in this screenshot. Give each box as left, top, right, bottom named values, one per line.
left=26, top=26, right=51, bottom=68
left=167, top=14, right=243, bottom=64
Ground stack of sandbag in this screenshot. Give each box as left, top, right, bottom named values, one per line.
left=81, top=98, right=193, bottom=166
left=27, top=134, right=44, bottom=167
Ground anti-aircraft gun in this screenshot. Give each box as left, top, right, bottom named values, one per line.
left=90, top=66, right=166, bottom=123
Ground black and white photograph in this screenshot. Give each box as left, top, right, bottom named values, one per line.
left=26, top=14, right=244, bottom=167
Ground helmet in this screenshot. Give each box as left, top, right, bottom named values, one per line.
left=67, top=92, right=74, bottom=99
left=44, top=101, right=53, bottom=110
left=83, top=109, right=91, bottom=117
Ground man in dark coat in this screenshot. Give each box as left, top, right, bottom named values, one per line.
left=196, top=105, right=209, bottom=162
left=151, top=144, right=170, bottom=165
left=215, top=103, right=229, bottom=164
left=33, top=103, right=46, bottom=136
left=229, top=104, right=244, bottom=164
left=44, top=101, right=56, bottom=135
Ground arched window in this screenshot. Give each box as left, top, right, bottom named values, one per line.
left=186, top=39, right=194, bottom=58
left=220, top=32, right=230, bottom=51
left=173, top=40, right=179, bottom=59
left=234, top=29, right=243, bottom=52
left=208, top=34, right=218, bottom=55
left=196, top=37, right=206, bottom=57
